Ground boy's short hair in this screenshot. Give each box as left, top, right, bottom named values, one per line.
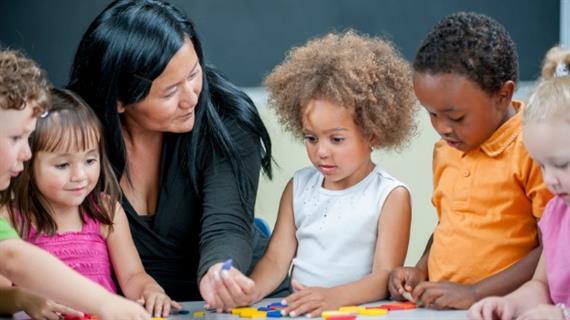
left=414, top=12, right=518, bottom=94
left=0, top=49, right=50, bottom=114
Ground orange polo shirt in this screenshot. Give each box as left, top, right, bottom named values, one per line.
left=428, top=101, right=552, bottom=284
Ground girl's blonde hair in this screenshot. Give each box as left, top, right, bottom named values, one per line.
left=5, top=88, right=120, bottom=238
left=524, top=46, right=570, bottom=124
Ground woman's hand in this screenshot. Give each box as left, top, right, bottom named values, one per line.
left=199, top=261, right=258, bottom=311
left=138, top=288, right=181, bottom=318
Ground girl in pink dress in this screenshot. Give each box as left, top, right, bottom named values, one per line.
left=469, top=47, right=570, bottom=320
left=1, top=88, right=180, bottom=318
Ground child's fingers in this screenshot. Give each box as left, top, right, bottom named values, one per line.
left=52, top=303, right=83, bottom=318
left=288, top=299, right=319, bottom=318
left=282, top=290, right=311, bottom=315
left=144, top=294, right=157, bottom=316
left=171, top=300, right=182, bottom=310
left=159, top=298, right=170, bottom=318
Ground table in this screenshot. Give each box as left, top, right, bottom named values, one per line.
left=9, top=298, right=468, bottom=319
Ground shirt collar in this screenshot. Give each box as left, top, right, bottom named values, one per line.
left=479, top=100, right=523, bottom=157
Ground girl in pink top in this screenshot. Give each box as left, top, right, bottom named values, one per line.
left=469, top=46, right=570, bottom=320
left=1, top=88, right=180, bottom=318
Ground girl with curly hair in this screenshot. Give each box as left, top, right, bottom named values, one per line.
left=208, top=31, right=418, bottom=316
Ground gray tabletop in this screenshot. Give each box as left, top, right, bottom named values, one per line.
left=8, top=298, right=468, bottom=319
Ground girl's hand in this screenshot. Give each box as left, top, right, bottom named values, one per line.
left=199, top=261, right=257, bottom=312
left=98, top=296, right=150, bottom=320
left=468, top=296, right=516, bottom=320
left=138, top=289, right=181, bottom=318
left=516, top=304, right=564, bottom=320
left=281, top=280, right=339, bottom=318
left=21, top=293, right=83, bottom=320
left=388, top=266, right=427, bottom=301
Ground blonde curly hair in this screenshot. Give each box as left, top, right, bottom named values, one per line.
left=265, top=31, right=418, bottom=150
left=0, top=49, right=50, bottom=114
left=524, top=46, right=570, bottom=124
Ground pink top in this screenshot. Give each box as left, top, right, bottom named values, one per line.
left=538, top=196, right=570, bottom=305
left=27, top=215, right=117, bottom=293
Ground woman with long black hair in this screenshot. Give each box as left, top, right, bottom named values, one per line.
left=68, top=0, right=286, bottom=304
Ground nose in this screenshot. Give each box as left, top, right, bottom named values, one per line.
left=70, top=165, right=87, bottom=182
left=316, top=142, right=329, bottom=159
left=432, top=118, right=453, bottom=137
left=542, top=167, right=559, bottom=191
left=179, top=80, right=200, bottom=110
left=19, top=141, right=32, bottom=162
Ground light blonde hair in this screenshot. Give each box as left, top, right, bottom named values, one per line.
left=524, top=46, right=570, bottom=124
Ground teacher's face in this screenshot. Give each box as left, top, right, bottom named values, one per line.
left=119, top=39, right=203, bottom=133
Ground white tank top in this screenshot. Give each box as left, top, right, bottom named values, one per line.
left=291, top=165, right=406, bottom=287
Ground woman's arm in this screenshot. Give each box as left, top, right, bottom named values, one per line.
left=198, top=123, right=263, bottom=278
left=106, top=204, right=179, bottom=317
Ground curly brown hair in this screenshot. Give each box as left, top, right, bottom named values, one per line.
left=0, top=49, right=50, bottom=114
left=265, top=31, right=418, bottom=150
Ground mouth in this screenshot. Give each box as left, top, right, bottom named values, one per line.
left=318, top=165, right=337, bottom=174
left=9, top=170, right=21, bottom=177
left=178, top=111, right=194, bottom=120
left=444, top=139, right=462, bottom=148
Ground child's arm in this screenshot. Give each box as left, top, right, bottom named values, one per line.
left=468, top=253, right=552, bottom=320
left=388, top=234, right=431, bottom=300
left=282, top=186, right=412, bottom=317
left=106, top=203, right=180, bottom=318
left=206, top=179, right=298, bottom=310
left=0, top=274, right=83, bottom=319
left=0, top=238, right=149, bottom=320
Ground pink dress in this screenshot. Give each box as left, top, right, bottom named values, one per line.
left=538, top=196, right=570, bottom=305
left=27, top=215, right=117, bottom=293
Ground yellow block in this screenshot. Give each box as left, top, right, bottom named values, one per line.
left=338, top=306, right=365, bottom=313
left=242, top=311, right=267, bottom=318
left=193, top=311, right=205, bottom=317
left=359, top=308, right=388, bottom=316
left=322, top=310, right=352, bottom=318
left=232, top=307, right=258, bottom=315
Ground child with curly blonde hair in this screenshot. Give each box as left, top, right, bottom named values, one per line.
left=207, top=31, right=418, bottom=316
left=469, top=46, right=570, bottom=320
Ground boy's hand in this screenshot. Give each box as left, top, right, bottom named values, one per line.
left=199, top=261, right=257, bottom=311
left=413, top=281, right=477, bottom=310
left=281, top=280, right=339, bottom=318
left=138, top=289, right=181, bottom=318
left=517, top=304, right=565, bottom=320
left=388, top=266, right=427, bottom=301
left=468, top=296, right=516, bottom=320
left=21, top=293, right=83, bottom=320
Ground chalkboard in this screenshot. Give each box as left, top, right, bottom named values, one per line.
left=0, top=0, right=560, bottom=87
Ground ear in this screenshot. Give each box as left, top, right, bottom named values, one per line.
left=117, top=101, right=126, bottom=114
left=495, top=80, right=515, bottom=107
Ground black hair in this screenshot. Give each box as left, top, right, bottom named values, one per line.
left=413, top=12, right=519, bottom=94
left=67, top=0, right=272, bottom=208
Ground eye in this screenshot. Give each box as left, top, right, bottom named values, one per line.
left=163, top=87, right=178, bottom=99
left=449, top=116, right=465, bottom=122
left=188, top=69, right=200, bottom=81
left=55, top=162, right=69, bottom=169
left=86, top=158, right=98, bottom=165
left=428, top=111, right=437, bottom=118
left=331, top=136, right=345, bottom=144
left=303, top=135, right=317, bottom=144
left=554, top=162, right=569, bottom=170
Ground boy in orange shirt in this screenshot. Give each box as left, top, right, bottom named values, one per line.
left=388, top=12, right=552, bottom=309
